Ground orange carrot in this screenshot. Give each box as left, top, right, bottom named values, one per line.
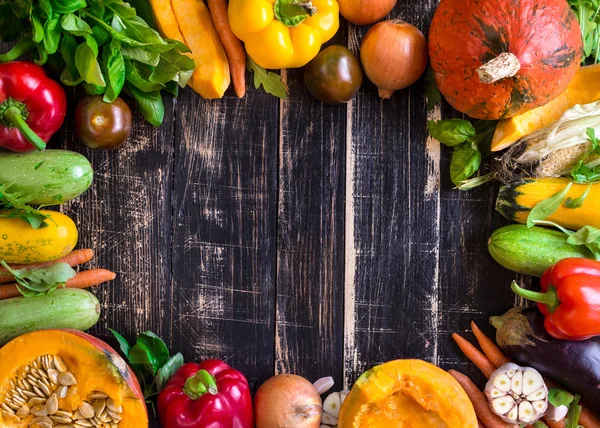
left=478, top=421, right=487, bottom=428
left=453, top=333, right=497, bottom=378
left=0, top=249, right=95, bottom=284
left=0, top=268, right=115, bottom=300
left=207, top=0, right=246, bottom=98
left=580, top=409, right=600, bottom=428
left=471, top=321, right=511, bottom=368
left=449, top=370, right=517, bottom=428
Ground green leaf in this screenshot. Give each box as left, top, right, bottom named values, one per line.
left=564, top=394, right=582, bottom=428
left=31, top=12, right=44, bottom=43
left=428, top=119, right=476, bottom=147
left=0, top=184, right=50, bottom=229
left=247, top=56, right=288, bottom=99
left=156, top=353, right=183, bottom=392
left=128, top=341, right=159, bottom=375
left=75, top=35, right=106, bottom=87
left=40, top=0, right=53, bottom=19
left=108, top=328, right=132, bottom=357
left=103, top=40, right=125, bottom=102
left=121, top=46, right=160, bottom=67
left=527, top=182, right=573, bottom=228
left=125, top=0, right=158, bottom=30
left=0, top=37, right=34, bottom=62
left=43, top=16, right=62, bottom=54
left=548, top=388, right=576, bottom=407
left=450, top=142, right=481, bottom=187
left=126, top=83, right=164, bottom=126
left=51, top=0, right=86, bottom=14
left=564, top=184, right=592, bottom=208
left=1, top=261, right=76, bottom=297
left=566, top=225, right=600, bottom=245
left=425, top=67, right=441, bottom=112
left=137, top=331, right=170, bottom=368
left=62, top=12, right=93, bottom=36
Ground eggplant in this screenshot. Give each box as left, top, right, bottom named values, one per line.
left=490, top=307, right=600, bottom=413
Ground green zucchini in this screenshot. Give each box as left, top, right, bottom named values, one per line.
left=0, top=150, right=93, bottom=205
left=0, top=288, right=100, bottom=345
left=488, top=224, right=596, bottom=277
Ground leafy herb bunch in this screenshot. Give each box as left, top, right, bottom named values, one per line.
left=0, top=0, right=195, bottom=126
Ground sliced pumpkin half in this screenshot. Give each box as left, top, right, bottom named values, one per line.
left=0, top=330, right=148, bottom=428
left=492, top=64, right=600, bottom=152
left=338, top=359, right=478, bottom=428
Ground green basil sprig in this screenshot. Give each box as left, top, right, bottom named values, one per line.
left=1, top=260, right=76, bottom=296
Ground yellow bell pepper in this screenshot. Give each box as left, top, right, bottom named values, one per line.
left=228, top=0, right=340, bottom=70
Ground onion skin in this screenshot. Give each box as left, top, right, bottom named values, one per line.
left=360, top=20, right=428, bottom=99
left=255, top=374, right=322, bottom=428
left=339, top=0, right=397, bottom=26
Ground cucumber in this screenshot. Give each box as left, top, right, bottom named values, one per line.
left=0, top=288, right=100, bottom=345
left=488, top=224, right=596, bottom=277
left=0, top=150, right=93, bottom=205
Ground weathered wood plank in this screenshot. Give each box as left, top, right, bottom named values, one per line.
left=275, top=61, right=346, bottom=385
left=170, top=88, right=279, bottom=390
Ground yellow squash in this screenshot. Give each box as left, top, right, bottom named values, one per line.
left=0, top=211, right=78, bottom=264
left=496, top=178, right=600, bottom=231
left=171, top=0, right=230, bottom=99
left=492, top=64, right=600, bottom=151
left=338, top=360, right=478, bottom=428
left=149, top=0, right=186, bottom=44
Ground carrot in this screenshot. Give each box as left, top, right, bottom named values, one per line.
left=0, top=268, right=115, bottom=300
left=453, top=333, right=497, bottom=378
left=449, top=370, right=517, bottom=428
left=207, top=0, right=246, bottom=98
left=479, top=421, right=487, bottom=428
left=471, top=321, right=511, bottom=368
left=0, top=249, right=95, bottom=284
left=580, top=409, right=600, bottom=428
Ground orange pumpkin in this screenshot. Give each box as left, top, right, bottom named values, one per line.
left=429, top=0, right=583, bottom=120
left=0, top=330, right=148, bottom=427
left=338, top=360, right=478, bottom=428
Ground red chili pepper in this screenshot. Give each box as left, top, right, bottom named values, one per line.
left=158, top=360, right=253, bottom=428
left=0, top=62, right=66, bottom=152
left=512, top=258, right=600, bottom=341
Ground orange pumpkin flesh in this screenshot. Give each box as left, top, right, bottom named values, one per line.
left=338, top=360, right=478, bottom=428
left=0, top=330, right=148, bottom=428
left=429, top=0, right=583, bottom=120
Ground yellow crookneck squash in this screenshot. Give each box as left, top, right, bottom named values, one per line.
left=338, top=359, right=478, bottom=428
left=0, top=330, right=148, bottom=427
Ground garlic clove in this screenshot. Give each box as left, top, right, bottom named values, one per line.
left=493, top=373, right=512, bottom=392
left=488, top=388, right=505, bottom=399
left=321, top=413, right=338, bottom=425
left=522, top=369, right=544, bottom=396
left=526, top=387, right=547, bottom=402
left=532, top=400, right=548, bottom=415
left=323, top=392, right=342, bottom=418
left=511, top=370, right=523, bottom=396
left=492, top=396, right=515, bottom=416
left=503, top=363, right=520, bottom=378
left=506, top=404, right=518, bottom=422
left=518, top=401, right=536, bottom=423
left=314, top=377, right=335, bottom=395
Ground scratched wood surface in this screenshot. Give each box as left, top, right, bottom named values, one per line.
left=2, top=1, right=524, bottom=425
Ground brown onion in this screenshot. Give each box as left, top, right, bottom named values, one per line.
left=255, top=374, right=322, bottom=428
left=339, top=0, right=397, bottom=26
left=360, top=20, right=428, bottom=99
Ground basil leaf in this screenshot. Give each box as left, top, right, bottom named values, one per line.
left=61, top=12, right=92, bottom=36
left=75, top=35, right=106, bottom=87
left=125, top=0, right=157, bottom=30
left=40, top=0, right=53, bottom=19
left=450, top=142, right=481, bottom=187
left=564, top=395, right=582, bottom=428
left=108, top=328, right=132, bottom=357
left=156, top=353, right=183, bottom=392
left=31, top=12, right=44, bottom=43
left=43, top=16, right=62, bottom=54
left=567, top=225, right=600, bottom=245
left=0, top=261, right=76, bottom=297
left=128, top=341, right=159, bottom=375
left=247, top=56, right=288, bottom=99
left=548, top=388, right=576, bottom=407
left=428, top=119, right=477, bottom=147
left=137, top=331, right=170, bottom=368
left=107, top=2, right=137, bottom=20
left=51, top=0, right=86, bottom=14
left=121, top=46, right=160, bottom=67
left=564, top=184, right=592, bottom=209
left=527, top=182, right=573, bottom=228
left=103, top=40, right=125, bottom=102
left=127, top=83, right=164, bottom=126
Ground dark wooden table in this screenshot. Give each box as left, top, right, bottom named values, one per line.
left=35, top=2, right=529, bottom=425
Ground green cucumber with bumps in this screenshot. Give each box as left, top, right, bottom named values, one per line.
left=0, top=150, right=93, bottom=205
left=488, top=224, right=597, bottom=277
left=0, top=288, right=101, bottom=345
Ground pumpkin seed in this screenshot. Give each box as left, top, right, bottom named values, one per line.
left=39, top=381, right=53, bottom=397
left=12, top=393, right=26, bottom=404
left=105, top=398, right=121, bottom=414
left=31, top=415, right=53, bottom=424
left=2, top=402, right=16, bottom=412
left=17, top=405, right=30, bottom=417
left=58, top=372, right=77, bottom=386
left=79, top=401, right=94, bottom=419
left=33, top=386, right=47, bottom=398
left=72, top=409, right=85, bottom=420
left=46, top=393, right=58, bottom=415
left=30, top=422, right=52, bottom=428
left=75, top=419, right=94, bottom=427
left=55, top=410, right=74, bottom=418
left=31, top=404, right=49, bottom=417
left=55, top=425, right=75, bottom=428
left=54, top=356, right=68, bottom=373
left=52, top=415, right=73, bottom=424
left=89, top=392, right=108, bottom=399
left=58, top=385, right=68, bottom=399
left=93, top=399, right=106, bottom=417
left=23, top=390, right=37, bottom=398
left=47, top=368, right=59, bottom=384
left=28, top=397, right=46, bottom=406
left=2, top=409, right=19, bottom=423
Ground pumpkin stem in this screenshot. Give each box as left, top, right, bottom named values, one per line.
left=477, top=52, right=521, bottom=84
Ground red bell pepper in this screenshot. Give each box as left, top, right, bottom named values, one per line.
left=158, top=360, right=253, bottom=428
left=0, top=62, right=66, bottom=152
left=512, top=258, right=600, bottom=341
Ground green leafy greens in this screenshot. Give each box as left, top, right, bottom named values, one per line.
left=0, top=183, right=50, bottom=229
left=1, top=260, right=76, bottom=296
left=109, top=329, right=184, bottom=398
left=0, top=0, right=195, bottom=126
left=569, top=0, right=600, bottom=63
left=570, top=128, right=600, bottom=183
left=247, top=57, right=288, bottom=100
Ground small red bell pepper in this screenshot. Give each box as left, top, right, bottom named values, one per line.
left=0, top=62, right=66, bottom=152
left=158, top=360, right=253, bottom=428
left=512, top=258, right=600, bottom=341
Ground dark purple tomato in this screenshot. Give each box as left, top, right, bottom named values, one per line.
left=75, top=96, right=132, bottom=149
left=304, top=45, right=363, bottom=104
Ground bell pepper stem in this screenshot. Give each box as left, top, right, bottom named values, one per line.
left=511, top=281, right=560, bottom=312
left=275, top=0, right=317, bottom=27
left=183, top=369, right=218, bottom=400
left=1, top=104, right=46, bottom=151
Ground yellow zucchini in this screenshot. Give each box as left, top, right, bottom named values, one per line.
left=496, top=178, right=600, bottom=231
left=149, top=0, right=186, bottom=45
left=0, top=211, right=78, bottom=264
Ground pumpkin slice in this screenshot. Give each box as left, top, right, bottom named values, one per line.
left=0, top=330, right=148, bottom=428
left=338, top=359, right=478, bottom=428
left=492, top=64, right=600, bottom=152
